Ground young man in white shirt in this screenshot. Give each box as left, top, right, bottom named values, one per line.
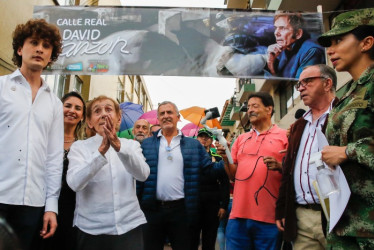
left=0, top=19, right=63, bottom=250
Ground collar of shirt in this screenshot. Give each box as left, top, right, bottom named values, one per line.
left=12, top=69, right=51, bottom=93
left=250, top=124, right=281, bottom=137
left=303, top=99, right=334, bottom=126
left=358, top=64, right=374, bottom=86
left=253, top=124, right=275, bottom=136
left=157, top=129, right=182, bottom=138
left=159, top=130, right=182, bottom=151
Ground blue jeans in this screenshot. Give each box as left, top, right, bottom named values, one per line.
left=226, top=218, right=281, bottom=250
left=217, top=198, right=232, bottom=250
left=217, top=220, right=226, bottom=250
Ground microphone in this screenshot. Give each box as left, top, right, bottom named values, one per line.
left=295, top=109, right=306, bottom=119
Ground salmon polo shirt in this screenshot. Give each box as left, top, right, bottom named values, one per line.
left=230, top=124, right=288, bottom=223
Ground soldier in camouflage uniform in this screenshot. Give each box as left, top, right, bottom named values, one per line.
left=318, top=8, right=374, bottom=249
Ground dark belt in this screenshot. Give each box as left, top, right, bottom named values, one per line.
left=296, top=203, right=321, bottom=211
left=157, top=198, right=185, bottom=208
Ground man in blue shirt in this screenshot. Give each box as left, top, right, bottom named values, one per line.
left=266, top=12, right=326, bottom=79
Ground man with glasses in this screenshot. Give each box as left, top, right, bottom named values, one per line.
left=275, top=64, right=338, bottom=249
left=218, top=92, right=288, bottom=249
left=137, top=101, right=225, bottom=250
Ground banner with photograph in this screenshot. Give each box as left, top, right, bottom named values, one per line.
left=34, top=6, right=325, bottom=80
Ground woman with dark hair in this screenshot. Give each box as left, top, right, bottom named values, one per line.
left=61, top=91, right=86, bottom=142
left=43, top=91, right=86, bottom=250
left=318, top=8, right=374, bottom=249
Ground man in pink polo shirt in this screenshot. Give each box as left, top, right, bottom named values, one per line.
left=219, top=92, right=288, bottom=249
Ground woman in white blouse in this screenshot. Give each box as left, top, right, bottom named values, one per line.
left=67, top=95, right=150, bottom=250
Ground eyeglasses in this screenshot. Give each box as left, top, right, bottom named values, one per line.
left=241, top=129, right=271, bottom=156
left=296, top=76, right=327, bottom=89
left=166, top=146, right=173, bottom=160
left=241, top=136, right=265, bottom=156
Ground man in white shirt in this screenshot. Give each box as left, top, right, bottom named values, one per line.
left=275, top=64, right=338, bottom=249
left=0, top=19, right=64, bottom=250
left=138, top=101, right=226, bottom=250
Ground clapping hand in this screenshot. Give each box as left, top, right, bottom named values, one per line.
left=99, top=116, right=121, bottom=155
left=103, top=116, right=121, bottom=152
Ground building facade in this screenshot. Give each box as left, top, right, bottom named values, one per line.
left=0, top=0, right=153, bottom=111
left=220, top=0, right=374, bottom=140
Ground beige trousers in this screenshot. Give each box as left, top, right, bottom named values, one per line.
left=293, top=206, right=327, bottom=250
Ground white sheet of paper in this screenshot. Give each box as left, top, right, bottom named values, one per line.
left=316, top=128, right=351, bottom=233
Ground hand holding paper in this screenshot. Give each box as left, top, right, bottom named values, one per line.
left=315, top=128, right=351, bottom=233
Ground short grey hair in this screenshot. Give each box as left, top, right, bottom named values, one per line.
left=304, top=64, right=337, bottom=92
left=157, top=101, right=180, bottom=116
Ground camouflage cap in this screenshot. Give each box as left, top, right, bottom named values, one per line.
left=318, top=8, right=374, bottom=47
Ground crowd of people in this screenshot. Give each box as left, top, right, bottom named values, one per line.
left=0, top=7, right=373, bottom=250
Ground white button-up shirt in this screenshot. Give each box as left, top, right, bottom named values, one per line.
left=67, top=135, right=149, bottom=235
left=294, top=101, right=334, bottom=204
left=0, top=69, right=63, bottom=213
left=156, top=130, right=184, bottom=201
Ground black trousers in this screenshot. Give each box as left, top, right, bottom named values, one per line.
left=41, top=201, right=77, bottom=250
left=143, top=200, right=193, bottom=250
left=190, top=203, right=220, bottom=250
left=0, top=203, right=44, bottom=250
left=76, top=225, right=144, bottom=250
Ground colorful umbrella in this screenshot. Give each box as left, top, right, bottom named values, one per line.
left=119, top=102, right=144, bottom=131
left=181, top=123, right=201, bottom=137
left=118, top=128, right=134, bottom=139
left=180, top=106, right=222, bottom=129
left=138, top=110, right=159, bottom=125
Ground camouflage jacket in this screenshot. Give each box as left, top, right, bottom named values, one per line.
left=326, top=65, right=374, bottom=238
